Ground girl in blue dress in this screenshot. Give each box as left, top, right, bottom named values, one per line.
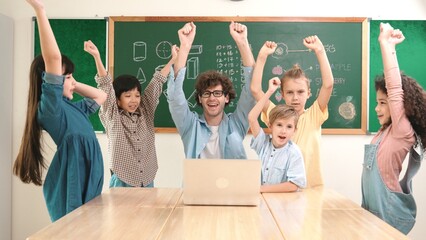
left=13, top=0, right=107, bottom=222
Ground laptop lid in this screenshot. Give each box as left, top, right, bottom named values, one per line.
left=183, top=159, right=261, bottom=206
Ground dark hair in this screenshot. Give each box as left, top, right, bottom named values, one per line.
left=113, top=74, right=141, bottom=99
left=375, top=72, right=426, bottom=149
left=194, top=70, right=236, bottom=106
left=269, top=104, right=299, bottom=127
left=13, top=54, right=74, bottom=186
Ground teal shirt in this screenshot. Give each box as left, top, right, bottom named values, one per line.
left=167, top=66, right=256, bottom=159
left=38, top=72, right=104, bottom=222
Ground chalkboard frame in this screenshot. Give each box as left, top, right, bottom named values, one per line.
left=108, top=16, right=368, bottom=134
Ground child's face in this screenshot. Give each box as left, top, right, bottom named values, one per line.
left=375, top=89, right=390, bottom=126
left=117, top=88, right=141, bottom=113
left=63, top=73, right=76, bottom=100
left=281, top=78, right=310, bottom=115
left=269, top=117, right=296, bottom=149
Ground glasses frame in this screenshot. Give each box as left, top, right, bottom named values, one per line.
left=200, top=90, right=226, bottom=98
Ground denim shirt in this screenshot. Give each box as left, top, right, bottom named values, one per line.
left=167, top=66, right=256, bottom=159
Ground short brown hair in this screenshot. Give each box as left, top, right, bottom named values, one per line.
left=269, top=104, right=299, bottom=127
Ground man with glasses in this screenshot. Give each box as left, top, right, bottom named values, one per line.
left=167, top=21, right=256, bottom=159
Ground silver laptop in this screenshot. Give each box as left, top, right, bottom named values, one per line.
left=183, top=159, right=261, bottom=206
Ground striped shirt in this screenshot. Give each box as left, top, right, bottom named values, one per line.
left=96, top=72, right=167, bottom=187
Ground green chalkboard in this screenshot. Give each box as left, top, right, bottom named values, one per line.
left=109, top=17, right=368, bottom=134
left=369, top=20, right=426, bottom=133
left=34, top=19, right=107, bottom=132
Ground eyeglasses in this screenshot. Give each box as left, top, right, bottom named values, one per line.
left=200, top=90, right=226, bottom=98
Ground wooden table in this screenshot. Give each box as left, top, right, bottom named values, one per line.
left=27, top=187, right=409, bottom=240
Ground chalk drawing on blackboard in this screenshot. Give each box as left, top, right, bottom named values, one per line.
left=275, top=91, right=282, bottom=102
left=338, top=96, right=356, bottom=120
left=187, top=57, right=199, bottom=80
left=133, top=41, right=147, bottom=62
left=272, top=65, right=284, bottom=75
left=162, top=88, right=199, bottom=109
left=272, top=42, right=311, bottom=59
left=190, top=45, right=203, bottom=55
left=137, top=67, right=146, bottom=85
left=187, top=90, right=198, bottom=109
left=304, top=66, right=313, bottom=72
left=156, top=41, right=173, bottom=59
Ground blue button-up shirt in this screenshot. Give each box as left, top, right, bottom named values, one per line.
left=250, top=130, right=306, bottom=188
left=167, top=66, right=256, bottom=159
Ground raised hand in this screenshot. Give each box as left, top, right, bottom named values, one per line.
left=83, top=40, right=100, bottom=57
left=259, top=41, right=277, bottom=57
left=379, top=23, right=405, bottom=46
left=26, top=0, right=44, bottom=11
left=229, top=21, right=248, bottom=45
left=178, top=22, right=196, bottom=49
left=171, top=44, right=179, bottom=63
left=267, top=77, right=281, bottom=93
left=303, top=35, right=324, bottom=53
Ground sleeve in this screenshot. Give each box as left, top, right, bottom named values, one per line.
left=250, top=129, right=267, bottom=155
left=166, top=66, right=193, bottom=135
left=307, top=100, right=329, bottom=128
left=386, top=67, right=413, bottom=138
left=73, top=98, right=100, bottom=116
left=230, top=66, right=257, bottom=134
left=286, top=144, right=307, bottom=188
left=95, top=73, right=118, bottom=131
left=38, top=72, right=65, bottom=118
left=260, top=102, right=276, bottom=126
left=141, top=71, right=167, bottom=122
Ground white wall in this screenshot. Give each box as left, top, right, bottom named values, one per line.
left=0, top=12, right=13, bottom=240
left=0, top=0, right=425, bottom=240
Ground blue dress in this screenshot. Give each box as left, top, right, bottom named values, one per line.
left=38, top=72, right=104, bottom=222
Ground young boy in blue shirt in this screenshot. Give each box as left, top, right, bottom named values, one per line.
left=249, top=77, right=306, bottom=193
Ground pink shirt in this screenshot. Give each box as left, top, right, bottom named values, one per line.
left=372, top=67, right=415, bottom=192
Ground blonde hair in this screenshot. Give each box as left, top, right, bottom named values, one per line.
left=269, top=104, right=299, bottom=127
left=281, top=64, right=310, bottom=90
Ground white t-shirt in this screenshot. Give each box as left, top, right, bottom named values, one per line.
left=200, top=125, right=221, bottom=159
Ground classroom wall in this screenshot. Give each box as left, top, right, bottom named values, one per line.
left=0, top=0, right=425, bottom=240
left=0, top=12, right=13, bottom=240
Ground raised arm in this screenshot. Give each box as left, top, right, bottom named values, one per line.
left=248, top=77, right=281, bottom=137
left=303, top=35, right=334, bottom=112
left=80, top=40, right=107, bottom=105
left=28, top=0, right=62, bottom=75
left=74, top=82, right=107, bottom=106
left=229, top=21, right=254, bottom=67
left=251, top=41, right=277, bottom=113
left=378, top=23, right=404, bottom=73
left=84, top=40, right=107, bottom=77
left=161, top=45, right=179, bottom=77
left=174, top=22, right=196, bottom=76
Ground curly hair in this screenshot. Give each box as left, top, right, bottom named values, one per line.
left=194, top=70, right=236, bottom=106
left=375, top=73, right=426, bottom=150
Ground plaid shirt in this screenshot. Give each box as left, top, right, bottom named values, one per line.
left=96, top=72, right=167, bottom=186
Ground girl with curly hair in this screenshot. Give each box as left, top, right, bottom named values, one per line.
left=361, top=22, right=426, bottom=234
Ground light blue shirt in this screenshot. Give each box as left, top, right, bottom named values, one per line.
left=250, top=130, right=306, bottom=188
left=167, top=66, right=256, bottom=159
